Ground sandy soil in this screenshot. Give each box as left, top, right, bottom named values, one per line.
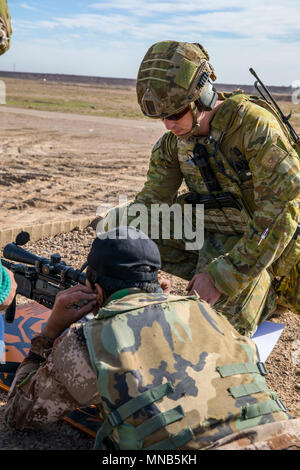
left=0, top=105, right=299, bottom=449
left=0, top=105, right=162, bottom=229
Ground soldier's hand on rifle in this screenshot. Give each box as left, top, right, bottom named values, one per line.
left=187, top=272, right=221, bottom=306
left=43, top=284, right=97, bottom=340
left=0, top=268, right=17, bottom=310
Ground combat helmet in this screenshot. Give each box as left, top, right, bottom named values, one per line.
left=0, top=0, right=12, bottom=55
left=136, top=41, right=218, bottom=122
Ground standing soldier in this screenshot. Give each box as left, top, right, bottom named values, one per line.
left=102, top=40, right=300, bottom=336
left=0, top=0, right=11, bottom=55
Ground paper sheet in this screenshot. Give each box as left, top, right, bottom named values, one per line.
left=251, top=321, right=285, bottom=362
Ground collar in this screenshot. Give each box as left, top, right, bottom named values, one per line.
left=102, top=288, right=144, bottom=307
left=95, top=288, right=196, bottom=320
left=102, top=286, right=164, bottom=307
left=209, top=91, right=250, bottom=141
left=178, top=91, right=248, bottom=144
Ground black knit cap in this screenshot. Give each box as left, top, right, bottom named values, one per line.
left=87, top=226, right=161, bottom=282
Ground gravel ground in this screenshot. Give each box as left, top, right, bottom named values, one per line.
left=0, top=226, right=299, bottom=450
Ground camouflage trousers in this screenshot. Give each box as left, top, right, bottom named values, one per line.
left=276, top=263, right=300, bottom=316
left=210, top=418, right=300, bottom=450
left=98, top=200, right=277, bottom=336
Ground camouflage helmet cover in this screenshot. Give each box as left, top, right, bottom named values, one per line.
left=0, top=0, right=12, bottom=54
left=136, top=40, right=217, bottom=118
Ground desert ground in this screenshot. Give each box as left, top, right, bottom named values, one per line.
left=0, top=76, right=299, bottom=449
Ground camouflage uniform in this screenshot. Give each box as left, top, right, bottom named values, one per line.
left=211, top=420, right=300, bottom=450
left=0, top=0, right=11, bottom=55
left=5, top=288, right=299, bottom=450
left=101, top=41, right=300, bottom=336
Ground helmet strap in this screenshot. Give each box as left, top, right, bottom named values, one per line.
left=178, top=103, right=205, bottom=140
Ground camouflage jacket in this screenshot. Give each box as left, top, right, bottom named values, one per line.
left=5, top=289, right=291, bottom=449
left=133, top=92, right=300, bottom=298
left=0, top=0, right=11, bottom=55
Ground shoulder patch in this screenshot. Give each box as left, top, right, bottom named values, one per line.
left=152, top=136, right=164, bottom=153
left=152, top=132, right=178, bottom=158
left=260, top=144, right=289, bottom=169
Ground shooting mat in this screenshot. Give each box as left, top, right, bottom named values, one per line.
left=0, top=302, right=101, bottom=438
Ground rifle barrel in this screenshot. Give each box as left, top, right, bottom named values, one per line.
left=3, top=243, right=44, bottom=266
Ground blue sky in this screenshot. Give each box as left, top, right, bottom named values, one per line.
left=0, top=0, right=299, bottom=85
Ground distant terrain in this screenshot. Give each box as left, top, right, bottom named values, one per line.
left=0, top=70, right=294, bottom=100
left=0, top=72, right=298, bottom=126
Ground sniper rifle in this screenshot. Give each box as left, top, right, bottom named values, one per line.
left=1, top=231, right=87, bottom=323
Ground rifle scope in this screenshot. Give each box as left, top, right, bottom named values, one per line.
left=4, top=243, right=47, bottom=266
left=3, top=243, right=86, bottom=285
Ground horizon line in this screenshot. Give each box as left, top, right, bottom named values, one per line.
left=0, top=70, right=293, bottom=90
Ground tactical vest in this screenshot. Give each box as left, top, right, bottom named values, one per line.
left=177, top=92, right=300, bottom=277
left=177, top=131, right=252, bottom=236
left=178, top=92, right=299, bottom=236
left=83, top=289, right=290, bottom=450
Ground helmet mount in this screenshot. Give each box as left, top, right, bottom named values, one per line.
left=194, top=79, right=218, bottom=112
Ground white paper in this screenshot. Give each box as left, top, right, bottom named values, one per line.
left=251, top=321, right=285, bottom=362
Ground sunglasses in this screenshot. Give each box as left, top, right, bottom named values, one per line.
left=164, top=106, right=190, bottom=121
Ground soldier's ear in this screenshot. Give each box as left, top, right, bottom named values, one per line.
left=94, top=283, right=105, bottom=307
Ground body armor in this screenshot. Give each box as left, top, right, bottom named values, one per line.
left=84, top=289, right=290, bottom=450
